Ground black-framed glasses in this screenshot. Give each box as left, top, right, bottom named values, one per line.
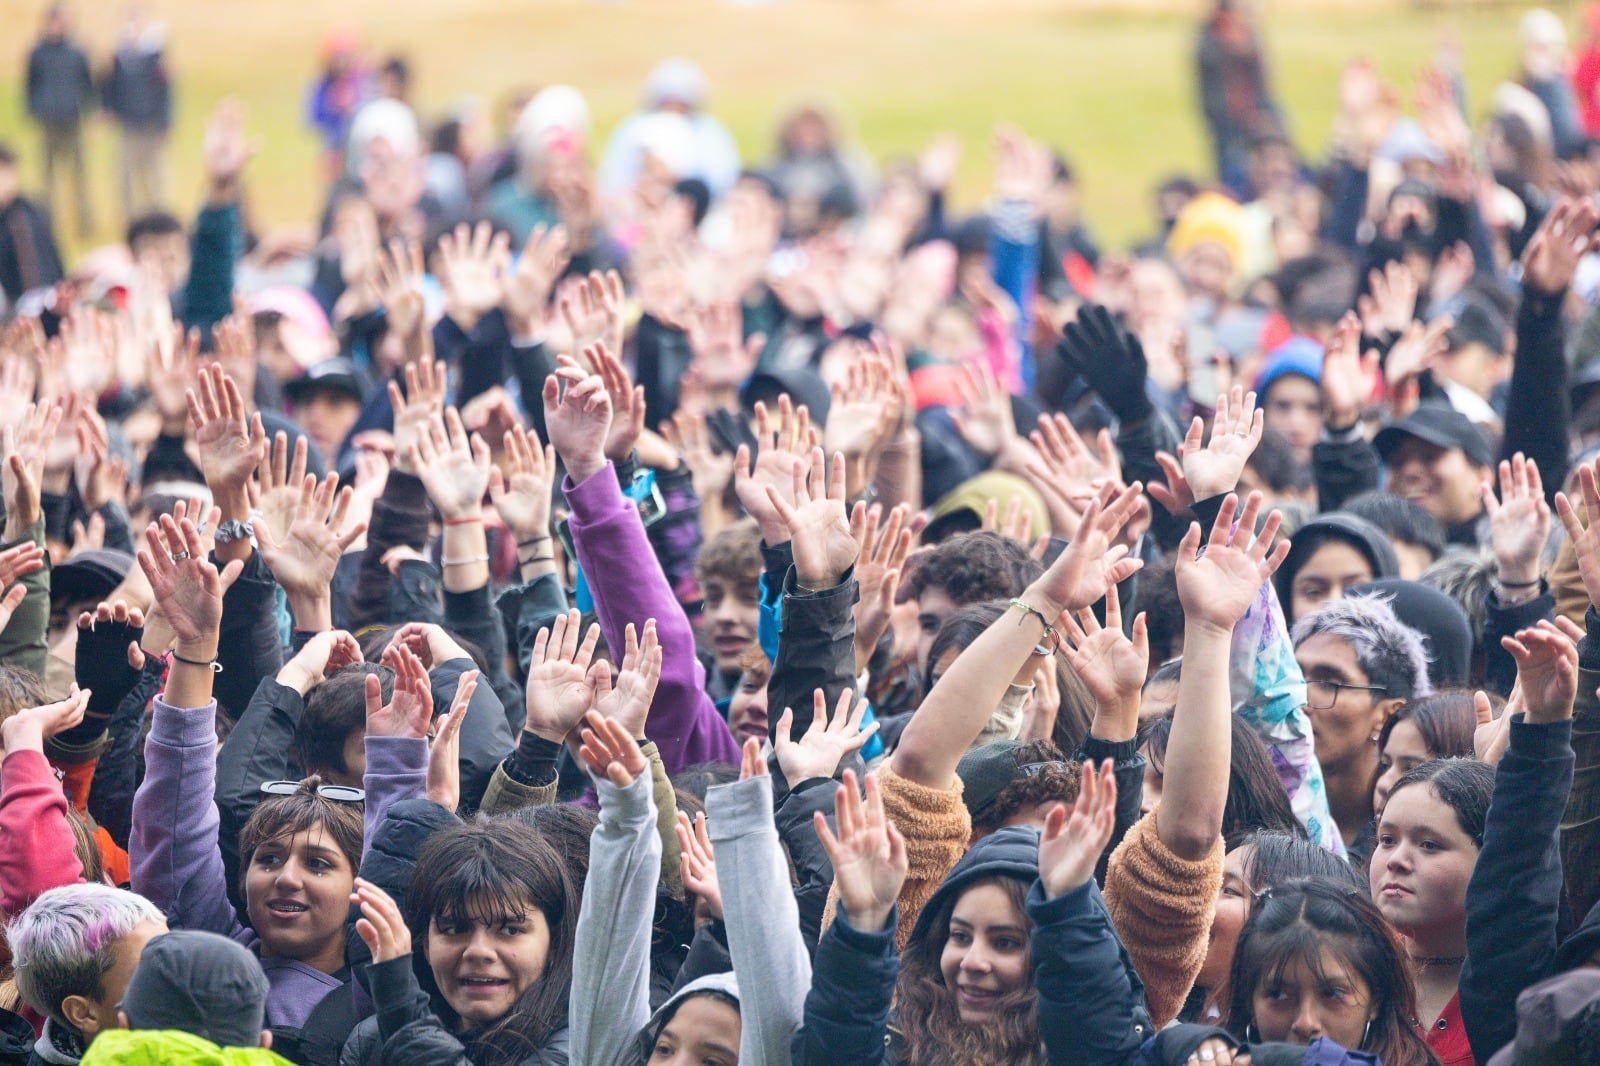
left=1305, top=678, right=1388, bottom=711
left=259, top=781, right=365, bottom=803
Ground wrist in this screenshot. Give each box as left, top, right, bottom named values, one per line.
left=845, top=904, right=893, bottom=934
left=1090, top=704, right=1140, bottom=743
left=1496, top=565, right=1540, bottom=587
left=175, top=639, right=219, bottom=661
left=285, top=595, right=333, bottom=633
left=446, top=306, right=484, bottom=334
left=0, top=722, right=42, bottom=753
left=212, top=484, right=251, bottom=521
left=1183, top=616, right=1236, bottom=642
left=563, top=455, right=607, bottom=486
left=441, top=506, right=485, bottom=524
left=41, top=470, right=71, bottom=495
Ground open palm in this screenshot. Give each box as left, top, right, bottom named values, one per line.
left=1175, top=493, right=1289, bottom=631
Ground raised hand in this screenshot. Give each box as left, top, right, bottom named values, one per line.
left=578, top=710, right=649, bottom=788
left=370, top=238, right=430, bottom=362
left=675, top=810, right=723, bottom=921
left=1025, top=412, right=1122, bottom=537
left=1501, top=617, right=1582, bottom=724
left=1522, top=197, right=1600, bottom=297
left=1057, top=583, right=1148, bottom=724
left=251, top=474, right=365, bottom=621
left=201, top=97, right=256, bottom=201
left=732, top=395, right=812, bottom=545
left=439, top=221, right=510, bottom=333
left=1484, top=452, right=1549, bottom=594
left=1150, top=387, right=1263, bottom=519
left=1057, top=304, right=1152, bottom=423
left=685, top=302, right=763, bottom=396
left=2, top=402, right=61, bottom=539
left=367, top=643, right=435, bottom=739
left=1319, top=312, right=1379, bottom=430
left=1554, top=458, right=1600, bottom=609
left=0, top=541, right=44, bottom=632
left=75, top=599, right=147, bottom=686
left=592, top=620, right=663, bottom=740
left=488, top=423, right=556, bottom=542
left=0, top=687, right=90, bottom=754
left=138, top=515, right=244, bottom=650
left=148, top=325, right=202, bottom=432
left=1382, top=315, right=1452, bottom=397
left=560, top=269, right=626, bottom=359
left=542, top=367, right=612, bottom=485
left=502, top=224, right=570, bottom=339
left=1175, top=492, right=1290, bottom=634
left=188, top=363, right=267, bottom=496
left=825, top=355, right=903, bottom=494
left=277, top=629, right=362, bottom=696
left=384, top=622, right=471, bottom=671
left=387, top=353, right=446, bottom=477
left=951, top=362, right=1026, bottom=465
left=1357, top=260, right=1419, bottom=338
left=775, top=687, right=879, bottom=784
left=352, top=879, right=413, bottom=964
left=523, top=609, right=603, bottom=744
left=427, top=670, right=476, bottom=811
left=815, top=769, right=907, bottom=933
left=766, top=446, right=857, bottom=590
left=1030, top=482, right=1147, bottom=616
left=250, top=431, right=310, bottom=548
left=851, top=502, right=917, bottom=673
left=411, top=408, right=492, bottom=521
left=572, top=341, right=644, bottom=462
left=1039, top=759, right=1117, bottom=899
left=662, top=409, right=736, bottom=505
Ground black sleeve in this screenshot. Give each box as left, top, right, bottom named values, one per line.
left=442, top=582, right=521, bottom=731
left=776, top=776, right=841, bottom=955
left=349, top=471, right=432, bottom=632
left=216, top=677, right=308, bottom=902
left=1118, top=412, right=1186, bottom=551
left=494, top=573, right=570, bottom=679
left=1073, top=735, right=1144, bottom=884
left=1505, top=287, right=1570, bottom=504
left=636, top=314, right=694, bottom=431
left=215, top=549, right=285, bottom=721
left=765, top=566, right=859, bottom=746
left=1312, top=428, right=1381, bottom=514
left=429, top=657, right=515, bottom=814
left=1482, top=584, right=1555, bottom=698
left=1029, top=880, right=1155, bottom=1066
left=1460, top=716, right=1574, bottom=1062
left=86, top=657, right=165, bottom=851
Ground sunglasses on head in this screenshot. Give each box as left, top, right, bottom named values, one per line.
left=259, top=780, right=365, bottom=803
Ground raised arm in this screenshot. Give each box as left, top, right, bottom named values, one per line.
left=568, top=712, right=660, bottom=1066
left=1462, top=619, right=1577, bottom=1062
left=1482, top=454, right=1555, bottom=696
left=0, top=690, right=92, bottom=917
left=708, top=741, right=813, bottom=1066
left=892, top=482, right=1147, bottom=791
left=130, top=515, right=247, bottom=937
left=546, top=360, right=740, bottom=770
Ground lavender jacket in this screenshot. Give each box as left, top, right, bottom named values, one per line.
left=131, top=697, right=416, bottom=1030
left=566, top=464, right=741, bottom=771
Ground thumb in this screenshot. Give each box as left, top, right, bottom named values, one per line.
left=1473, top=690, right=1493, bottom=727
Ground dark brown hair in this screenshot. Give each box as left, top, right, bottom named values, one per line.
left=236, top=776, right=364, bottom=898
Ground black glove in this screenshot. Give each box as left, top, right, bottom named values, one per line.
left=1056, top=303, right=1152, bottom=423
left=75, top=612, right=145, bottom=717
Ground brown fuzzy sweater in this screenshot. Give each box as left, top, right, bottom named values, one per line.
left=822, top=762, right=973, bottom=954
left=1103, top=809, right=1225, bottom=1028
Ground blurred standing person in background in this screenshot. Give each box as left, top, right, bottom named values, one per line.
left=25, top=3, right=94, bottom=237
left=101, top=6, right=173, bottom=222
left=1196, top=0, right=1284, bottom=199
left=306, top=24, right=374, bottom=184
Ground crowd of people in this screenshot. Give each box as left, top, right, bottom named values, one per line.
left=0, top=0, right=1599, bottom=1064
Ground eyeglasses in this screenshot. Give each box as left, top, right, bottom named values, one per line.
left=1018, top=760, right=1069, bottom=778
left=259, top=781, right=365, bottom=803
left=1304, top=678, right=1388, bottom=710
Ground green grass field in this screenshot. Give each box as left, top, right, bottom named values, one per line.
left=0, top=0, right=1574, bottom=254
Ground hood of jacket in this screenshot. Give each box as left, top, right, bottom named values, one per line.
left=908, top=825, right=1041, bottom=947
left=1273, top=513, right=1399, bottom=620
left=634, top=971, right=741, bottom=1060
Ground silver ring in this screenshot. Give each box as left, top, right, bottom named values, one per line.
left=170, top=551, right=190, bottom=563
left=1198, top=1052, right=1216, bottom=1062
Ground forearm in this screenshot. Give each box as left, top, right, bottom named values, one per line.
left=1158, top=622, right=1230, bottom=859
left=215, top=550, right=285, bottom=716
left=0, top=750, right=84, bottom=916
left=893, top=596, right=1049, bottom=789
left=1505, top=288, right=1570, bottom=500
left=767, top=569, right=859, bottom=743
left=870, top=428, right=921, bottom=513
left=0, top=518, right=49, bottom=677
left=350, top=470, right=432, bottom=630
left=182, top=201, right=241, bottom=333
left=363, top=736, right=428, bottom=855
left=439, top=515, right=489, bottom=593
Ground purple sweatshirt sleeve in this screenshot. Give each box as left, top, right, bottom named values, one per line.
left=363, top=735, right=427, bottom=856
left=564, top=464, right=740, bottom=771
left=131, top=698, right=248, bottom=941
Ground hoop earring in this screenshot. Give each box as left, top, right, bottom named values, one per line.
left=1361, top=1017, right=1373, bottom=1048
left=1245, top=1022, right=1259, bottom=1044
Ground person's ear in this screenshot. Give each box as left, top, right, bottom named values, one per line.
left=1371, top=696, right=1406, bottom=740
left=60, top=995, right=100, bottom=1036
left=261, top=1030, right=273, bottom=1050
left=118, top=1010, right=131, bottom=1030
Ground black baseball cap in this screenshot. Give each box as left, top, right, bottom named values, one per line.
left=284, top=357, right=366, bottom=403
left=1373, top=403, right=1495, bottom=469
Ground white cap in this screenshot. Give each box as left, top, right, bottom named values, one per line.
left=514, top=84, right=591, bottom=162
left=348, top=98, right=421, bottom=169
left=644, top=57, right=708, bottom=109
